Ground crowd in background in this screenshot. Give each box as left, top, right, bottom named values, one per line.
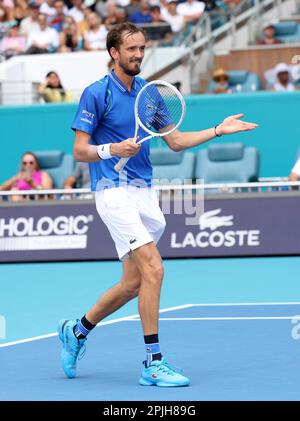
left=211, top=63, right=300, bottom=94
left=0, top=0, right=244, bottom=59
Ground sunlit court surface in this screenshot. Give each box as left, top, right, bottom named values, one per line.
left=1, top=257, right=300, bottom=401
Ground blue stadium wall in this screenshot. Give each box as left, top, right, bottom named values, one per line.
left=1, top=91, right=300, bottom=182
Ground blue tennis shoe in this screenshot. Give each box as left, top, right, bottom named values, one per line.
left=58, top=319, right=86, bottom=379
left=139, top=358, right=190, bottom=387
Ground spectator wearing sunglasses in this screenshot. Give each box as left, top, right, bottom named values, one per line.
left=0, top=152, right=53, bottom=201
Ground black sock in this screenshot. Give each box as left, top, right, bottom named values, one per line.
left=73, top=315, right=96, bottom=339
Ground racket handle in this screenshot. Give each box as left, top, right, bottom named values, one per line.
left=114, top=157, right=130, bottom=173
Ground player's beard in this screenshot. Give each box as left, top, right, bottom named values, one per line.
left=119, top=59, right=142, bottom=76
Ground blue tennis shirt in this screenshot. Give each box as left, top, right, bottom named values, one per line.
left=71, top=71, right=170, bottom=191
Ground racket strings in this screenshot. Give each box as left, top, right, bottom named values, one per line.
left=137, top=84, right=183, bottom=134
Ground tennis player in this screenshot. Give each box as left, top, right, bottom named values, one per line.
left=58, top=22, right=257, bottom=387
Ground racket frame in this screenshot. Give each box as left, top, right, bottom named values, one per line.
left=114, top=80, right=186, bottom=173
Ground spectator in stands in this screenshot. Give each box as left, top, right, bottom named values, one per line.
left=78, top=7, right=92, bottom=36
left=101, top=0, right=118, bottom=27
left=83, top=11, right=107, bottom=50
left=0, top=4, right=7, bottom=28
left=116, top=0, right=130, bottom=6
left=145, top=5, right=173, bottom=43
left=0, top=19, right=26, bottom=58
left=50, top=0, right=67, bottom=32
left=129, top=0, right=152, bottom=24
left=96, top=0, right=117, bottom=19
left=13, top=0, right=28, bottom=22
left=64, top=0, right=73, bottom=8
left=257, top=23, right=282, bottom=45
left=203, top=0, right=218, bottom=11
left=125, top=0, right=140, bottom=18
left=161, top=0, right=185, bottom=34
left=40, top=0, right=56, bottom=20
left=95, top=0, right=107, bottom=19
left=177, top=0, right=205, bottom=23
left=211, top=67, right=231, bottom=94
left=0, top=152, right=53, bottom=201
left=150, top=5, right=165, bottom=24
left=25, top=13, right=59, bottom=54
left=0, top=5, right=13, bottom=39
left=1, top=0, right=14, bottom=9
left=19, top=1, right=40, bottom=37
left=63, top=161, right=90, bottom=189
left=267, top=63, right=299, bottom=92
left=68, top=0, right=85, bottom=23
left=38, top=70, right=74, bottom=102
left=58, top=15, right=81, bottom=52
left=115, top=7, right=128, bottom=23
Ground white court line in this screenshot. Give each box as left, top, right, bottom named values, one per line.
left=1, top=302, right=298, bottom=348
left=191, top=302, right=300, bottom=307
left=0, top=304, right=194, bottom=349
left=128, top=316, right=299, bottom=321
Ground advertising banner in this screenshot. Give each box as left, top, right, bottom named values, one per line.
left=0, top=195, right=299, bottom=262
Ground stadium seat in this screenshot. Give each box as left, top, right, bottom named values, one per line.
left=34, top=150, right=75, bottom=188
left=272, top=21, right=300, bottom=43
left=195, top=143, right=259, bottom=183
left=207, top=70, right=262, bottom=93
left=150, top=148, right=195, bottom=184
left=258, top=21, right=300, bottom=43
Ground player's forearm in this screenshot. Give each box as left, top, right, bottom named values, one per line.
left=74, top=143, right=100, bottom=162
left=170, top=127, right=218, bottom=151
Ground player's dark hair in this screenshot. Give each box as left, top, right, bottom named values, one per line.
left=106, top=23, right=146, bottom=59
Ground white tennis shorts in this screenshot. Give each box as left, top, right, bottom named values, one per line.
left=95, top=186, right=166, bottom=260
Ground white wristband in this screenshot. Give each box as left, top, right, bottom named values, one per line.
left=97, top=143, right=112, bottom=160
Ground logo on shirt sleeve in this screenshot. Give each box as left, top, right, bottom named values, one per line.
left=80, top=109, right=95, bottom=125
left=82, top=109, right=95, bottom=119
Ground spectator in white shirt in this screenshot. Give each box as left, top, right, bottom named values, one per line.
left=266, top=63, right=299, bottom=93
left=161, top=0, right=185, bottom=33
left=68, top=0, right=85, bottom=23
left=83, top=12, right=107, bottom=50
left=40, top=0, right=56, bottom=19
left=177, top=0, right=205, bottom=23
left=20, top=2, right=40, bottom=36
left=25, top=13, right=59, bottom=54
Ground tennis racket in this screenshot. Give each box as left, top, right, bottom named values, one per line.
left=114, top=80, right=186, bottom=172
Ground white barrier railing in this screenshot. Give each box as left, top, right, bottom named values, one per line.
left=0, top=180, right=299, bottom=202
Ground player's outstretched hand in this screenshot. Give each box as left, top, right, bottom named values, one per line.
left=110, top=138, right=141, bottom=158
left=217, top=114, right=258, bottom=135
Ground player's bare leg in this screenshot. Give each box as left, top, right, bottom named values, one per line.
left=85, top=256, right=141, bottom=324
left=58, top=257, right=141, bottom=378
left=131, top=242, right=163, bottom=336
